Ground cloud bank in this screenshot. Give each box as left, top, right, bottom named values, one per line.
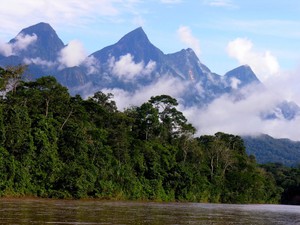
left=58, top=40, right=87, bottom=69
left=100, top=73, right=300, bottom=141
left=109, top=53, right=156, bottom=82
left=23, top=57, right=56, bottom=68
left=101, top=75, right=188, bottom=110
left=181, top=82, right=300, bottom=141
left=0, top=1, right=120, bottom=35
left=82, top=56, right=100, bottom=75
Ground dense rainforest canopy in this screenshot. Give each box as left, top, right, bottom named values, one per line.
left=0, top=65, right=299, bottom=204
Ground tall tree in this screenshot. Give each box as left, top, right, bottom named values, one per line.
left=149, top=95, right=195, bottom=142
left=0, top=65, right=27, bottom=93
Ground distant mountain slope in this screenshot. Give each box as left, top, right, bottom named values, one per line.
left=243, top=134, right=300, bottom=166
left=0, top=22, right=299, bottom=119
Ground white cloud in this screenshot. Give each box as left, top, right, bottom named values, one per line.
left=102, top=75, right=187, bottom=110
left=0, top=0, right=130, bottom=44
left=0, top=42, right=13, bottom=56
left=21, top=38, right=94, bottom=71
left=23, top=57, right=56, bottom=68
left=0, top=1, right=119, bottom=26
left=109, top=53, right=156, bottom=82
left=82, top=56, right=100, bottom=75
left=160, top=0, right=182, bottom=4
left=143, top=60, right=157, bottom=75
left=102, top=72, right=300, bottom=141
left=230, top=77, right=241, bottom=89
left=109, top=54, right=143, bottom=79
left=264, top=66, right=300, bottom=106
left=227, top=38, right=280, bottom=81
left=0, top=33, right=37, bottom=56
left=58, top=40, right=87, bottom=69
left=177, top=26, right=201, bottom=57
left=76, top=63, right=300, bottom=141
left=13, top=33, right=38, bottom=51
left=206, top=0, right=237, bottom=8
left=180, top=81, right=300, bottom=141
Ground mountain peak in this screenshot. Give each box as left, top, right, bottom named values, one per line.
left=25, top=22, right=53, bottom=31
left=92, top=26, right=164, bottom=63
left=13, top=22, right=58, bottom=40
left=117, top=27, right=150, bottom=45
left=166, top=48, right=211, bottom=80
left=9, top=22, right=65, bottom=61
left=225, top=65, right=260, bottom=87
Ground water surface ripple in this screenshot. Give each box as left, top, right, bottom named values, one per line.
left=0, top=199, right=299, bottom=224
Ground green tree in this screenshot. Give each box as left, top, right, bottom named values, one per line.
left=31, top=115, right=62, bottom=197
left=149, top=95, right=195, bottom=142
left=0, top=65, right=27, bottom=93
left=132, top=102, right=160, bottom=141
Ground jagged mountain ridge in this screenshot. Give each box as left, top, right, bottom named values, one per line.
left=86, top=26, right=265, bottom=107
left=0, top=23, right=258, bottom=96
left=0, top=22, right=298, bottom=116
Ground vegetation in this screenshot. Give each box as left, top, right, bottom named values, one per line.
left=262, top=163, right=300, bottom=205
left=0, top=65, right=296, bottom=204
left=243, top=134, right=300, bottom=166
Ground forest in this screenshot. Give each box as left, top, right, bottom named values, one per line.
left=0, top=65, right=299, bottom=204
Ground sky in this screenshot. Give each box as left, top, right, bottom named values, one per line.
left=1, top=0, right=300, bottom=140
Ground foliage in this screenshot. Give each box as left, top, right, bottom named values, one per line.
left=0, top=68, right=291, bottom=203
left=0, top=64, right=28, bottom=93
left=261, top=163, right=300, bottom=205
left=243, top=134, right=300, bottom=166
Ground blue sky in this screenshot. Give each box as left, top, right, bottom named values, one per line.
left=0, top=0, right=300, bottom=78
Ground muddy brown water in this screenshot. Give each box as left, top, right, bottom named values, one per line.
left=0, top=198, right=299, bottom=224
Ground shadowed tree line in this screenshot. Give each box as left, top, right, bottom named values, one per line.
left=0, top=65, right=297, bottom=204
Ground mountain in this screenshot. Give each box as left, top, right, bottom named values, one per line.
left=0, top=23, right=259, bottom=95
left=0, top=22, right=65, bottom=78
left=92, top=27, right=165, bottom=64
left=9, top=22, right=65, bottom=61
left=86, top=27, right=258, bottom=106
left=243, top=134, right=300, bottom=166
left=224, top=65, right=260, bottom=89
left=261, top=100, right=300, bottom=120
left=86, top=27, right=167, bottom=92
left=0, top=22, right=299, bottom=116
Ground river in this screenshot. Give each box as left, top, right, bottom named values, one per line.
left=0, top=198, right=299, bottom=224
